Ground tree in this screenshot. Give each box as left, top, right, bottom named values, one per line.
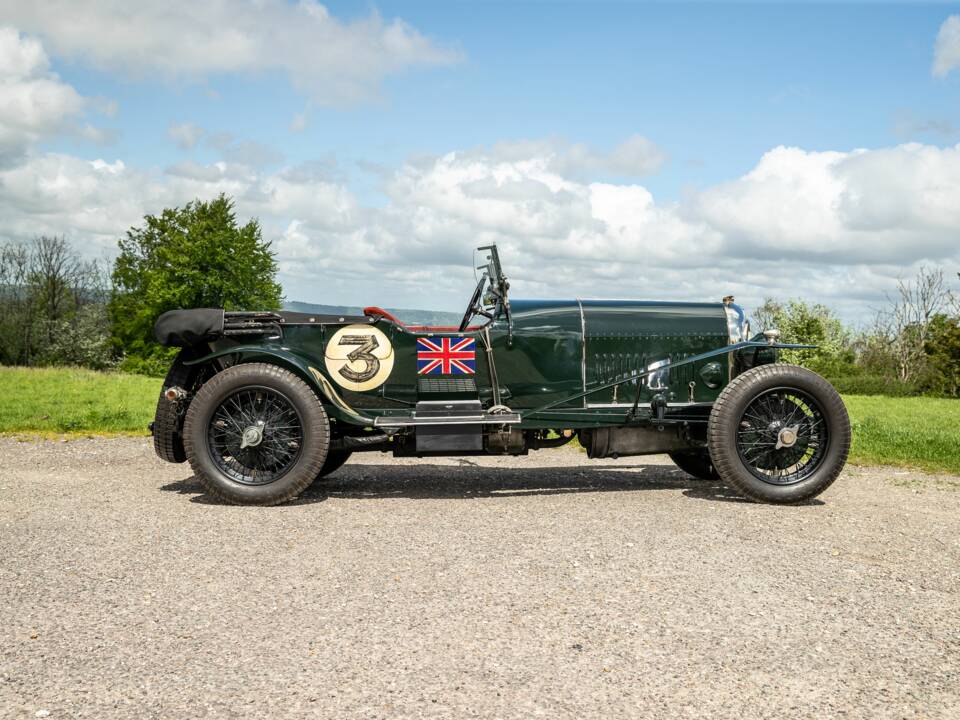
left=751, top=298, right=854, bottom=375
left=109, top=195, right=282, bottom=374
left=922, top=314, right=960, bottom=397
left=0, top=236, right=110, bottom=367
left=873, top=266, right=952, bottom=383
left=0, top=242, right=33, bottom=365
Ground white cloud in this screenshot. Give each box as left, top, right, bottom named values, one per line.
left=565, top=135, right=668, bottom=177
left=259, top=141, right=960, bottom=317
left=0, top=154, right=158, bottom=245
left=697, top=144, right=960, bottom=263
left=3, top=1, right=459, bottom=105
left=167, top=122, right=204, bottom=150
left=490, top=135, right=667, bottom=179
left=1, top=137, right=959, bottom=320
left=933, top=15, right=960, bottom=77
left=0, top=26, right=85, bottom=161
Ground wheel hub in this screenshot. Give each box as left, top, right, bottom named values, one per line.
left=775, top=425, right=800, bottom=449
left=735, top=388, right=828, bottom=486
left=240, top=423, right=264, bottom=449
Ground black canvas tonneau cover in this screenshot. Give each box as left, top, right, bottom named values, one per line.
left=154, top=309, right=225, bottom=347
left=154, top=308, right=377, bottom=347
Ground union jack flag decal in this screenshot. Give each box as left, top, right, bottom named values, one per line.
left=416, top=337, right=476, bottom=375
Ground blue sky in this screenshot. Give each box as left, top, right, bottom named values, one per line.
left=3, top=1, right=960, bottom=320
left=47, top=2, right=960, bottom=196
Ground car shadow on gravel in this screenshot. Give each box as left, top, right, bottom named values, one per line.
left=161, top=463, right=823, bottom=506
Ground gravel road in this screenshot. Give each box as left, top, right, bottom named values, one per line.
left=1, top=437, right=958, bottom=719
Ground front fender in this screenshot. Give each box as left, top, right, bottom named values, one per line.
left=183, top=345, right=374, bottom=426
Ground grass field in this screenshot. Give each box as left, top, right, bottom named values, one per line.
left=0, top=367, right=161, bottom=436
left=843, top=395, right=960, bottom=475
left=1, top=366, right=958, bottom=475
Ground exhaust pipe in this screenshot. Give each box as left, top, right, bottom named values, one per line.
left=164, top=386, right=186, bottom=402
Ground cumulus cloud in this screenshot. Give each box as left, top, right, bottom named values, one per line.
left=2, top=135, right=959, bottom=319
left=3, top=1, right=460, bottom=105
left=697, top=144, right=960, bottom=264
left=0, top=26, right=84, bottom=161
left=933, top=15, right=960, bottom=77
left=242, top=141, right=960, bottom=315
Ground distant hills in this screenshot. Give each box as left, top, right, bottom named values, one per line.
left=284, top=300, right=460, bottom=326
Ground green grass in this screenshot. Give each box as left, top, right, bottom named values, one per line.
left=0, top=366, right=161, bottom=436
left=0, top=367, right=957, bottom=476
left=844, top=394, right=960, bottom=475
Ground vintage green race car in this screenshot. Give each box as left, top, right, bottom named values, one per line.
left=152, top=245, right=850, bottom=505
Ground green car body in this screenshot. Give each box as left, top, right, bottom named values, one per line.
left=152, top=245, right=850, bottom=505
left=181, top=300, right=761, bottom=422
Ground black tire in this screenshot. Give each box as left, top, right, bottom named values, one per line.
left=708, top=364, right=850, bottom=504
left=669, top=450, right=719, bottom=480
left=313, top=450, right=352, bottom=483
left=152, top=349, right=198, bottom=463
left=183, top=363, right=330, bottom=505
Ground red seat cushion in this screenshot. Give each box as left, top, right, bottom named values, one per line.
left=363, top=306, right=481, bottom=333
left=363, top=306, right=403, bottom=325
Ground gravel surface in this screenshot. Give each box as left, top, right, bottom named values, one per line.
left=1, top=437, right=958, bottom=719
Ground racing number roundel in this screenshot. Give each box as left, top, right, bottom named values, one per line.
left=324, top=325, right=394, bottom=392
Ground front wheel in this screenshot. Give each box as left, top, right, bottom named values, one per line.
left=707, top=364, right=850, bottom=504
left=183, top=363, right=330, bottom=505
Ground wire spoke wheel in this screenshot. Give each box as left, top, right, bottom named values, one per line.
left=206, top=386, right=304, bottom=486
left=735, top=386, right=827, bottom=486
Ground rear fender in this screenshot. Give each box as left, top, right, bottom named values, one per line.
left=183, top=346, right=373, bottom=426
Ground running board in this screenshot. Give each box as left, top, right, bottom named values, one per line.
left=373, top=412, right=521, bottom=428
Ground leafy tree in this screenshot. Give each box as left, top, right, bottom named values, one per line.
left=751, top=298, right=854, bottom=375
left=922, top=314, right=960, bottom=397
left=109, top=195, right=282, bottom=374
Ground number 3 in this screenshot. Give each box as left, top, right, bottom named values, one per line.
left=336, top=334, right=380, bottom=383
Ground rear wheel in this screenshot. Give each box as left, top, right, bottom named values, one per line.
left=183, top=363, right=329, bottom=505
left=668, top=450, right=719, bottom=480
left=708, top=364, right=850, bottom=504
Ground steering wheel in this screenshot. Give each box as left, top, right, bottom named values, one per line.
left=458, top=277, right=487, bottom=332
